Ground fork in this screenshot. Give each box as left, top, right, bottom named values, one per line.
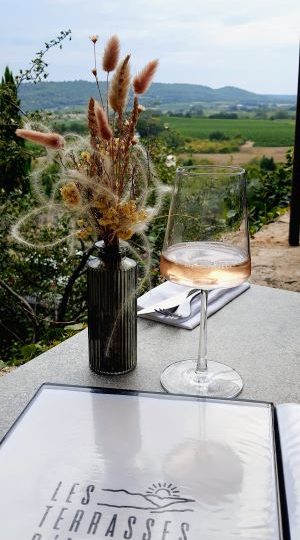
left=155, top=289, right=200, bottom=318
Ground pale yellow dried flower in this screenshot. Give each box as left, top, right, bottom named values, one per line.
left=80, top=151, right=91, bottom=163
left=60, top=182, right=81, bottom=208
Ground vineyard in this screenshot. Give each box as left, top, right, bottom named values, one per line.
left=164, top=117, right=295, bottom=147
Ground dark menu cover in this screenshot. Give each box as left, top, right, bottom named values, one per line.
left=0, top=384, right=285, bottom=540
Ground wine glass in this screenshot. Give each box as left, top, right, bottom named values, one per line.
left=160, top=165, right=251, bottom=398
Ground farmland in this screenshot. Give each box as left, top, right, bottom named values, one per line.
left=164, top=116, right=295, bottom=147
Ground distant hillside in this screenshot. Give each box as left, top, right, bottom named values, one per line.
left=19, top=80, right=296, bottom=111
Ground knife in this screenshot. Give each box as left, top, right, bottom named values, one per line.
left=137, top=288, right=198, bottom=316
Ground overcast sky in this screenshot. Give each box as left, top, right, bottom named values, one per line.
left=0, top=0, right=299, bottom=94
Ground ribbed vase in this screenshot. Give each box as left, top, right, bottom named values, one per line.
left=87, top=242, right=137, bottom=375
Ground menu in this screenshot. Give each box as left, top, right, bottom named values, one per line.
left=0, top=384, right=292, bottom=539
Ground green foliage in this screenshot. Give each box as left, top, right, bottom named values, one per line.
left=159, top=128, right=184, bottom=150
left=9, top=324, right=86, bottom=366
left=137, top=111, right=165, bottom=138
left=209, top=112, right=238, bottom=119
left=0, top=184, right=91, bottom=364
left=163, top=116, right=295, bottom=147
left=40, top=162, right=60, bottom=197
left=270, top=110, right=289, bottom=120
left=136, top=112, right=184, bottom=151
left=186, top=107, right=204, bottom=117
left=51, top=118, right=88, bottom=135
left=146, top=149, right=292, bottom=286
left=0, top=67, right=31, bottom=192
left=209, top=130, right=229, bottom=141
left=246, top=150, right=292, bottom=234
left=185, top=138, right=242, bottom=153
left=181, top=158, right=196, bottom=166
left=259, top=155, right=276, bottom=171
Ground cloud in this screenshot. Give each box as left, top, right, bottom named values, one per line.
left=0, top=0, right=298, bottom=93
left=210, top=10, right=300, bottom=47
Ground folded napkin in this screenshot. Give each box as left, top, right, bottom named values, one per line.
left=138, top=281, right=250, bottom=329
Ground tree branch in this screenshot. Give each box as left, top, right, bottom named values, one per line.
left=0, top=319, right=24, bottom=343
left=57, top=245, right=95, bottom=322
left=15, top=29, right=72, bottom=88
left=0, top=279, right=38, bottom=341
left=0, top=93, right=27, bottom=116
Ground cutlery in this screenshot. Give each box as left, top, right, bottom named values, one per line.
left=137, top=288, right=199, bottom=316
left=155, top=290, right=201, bottom=318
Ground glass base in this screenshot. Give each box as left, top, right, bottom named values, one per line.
left=160, top=359, right=243, bottom=398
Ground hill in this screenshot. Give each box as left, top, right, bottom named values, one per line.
left=19, top=81, right=296, bottom=111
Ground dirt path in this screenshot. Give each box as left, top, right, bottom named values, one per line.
left=181, top=144, right=289, bottom=166
left=250, top=211, right=300, bottom=292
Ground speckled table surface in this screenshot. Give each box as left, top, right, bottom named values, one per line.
left=0, top=284, right=299, bottom=439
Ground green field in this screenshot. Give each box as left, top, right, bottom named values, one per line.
left=164, top=116, right=295, bottom=147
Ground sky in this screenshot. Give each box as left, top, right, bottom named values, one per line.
left=0, top=0, right=299, bottom=95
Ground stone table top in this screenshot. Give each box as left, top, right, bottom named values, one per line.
left=0, top=284, right=299, bottom=439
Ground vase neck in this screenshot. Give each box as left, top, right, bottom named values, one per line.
left=95, top=240, right=126, bottom=262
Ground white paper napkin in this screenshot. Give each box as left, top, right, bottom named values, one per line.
left=138, top=281, right=250, bottom=329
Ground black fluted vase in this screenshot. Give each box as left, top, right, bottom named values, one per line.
left=87, top=241, right=137, bottom=375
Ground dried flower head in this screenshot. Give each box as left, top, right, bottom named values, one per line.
left=80, top=151, right=91, bottom=163
left=94, top=101, right=112, bottom=140
left=102, top=35, right=120, bottom=72
left=16, top=129, right=64, bottom=149
left=108, top=54, right=131, bottom=115
left=88, top=97, right=99, bottom=147
left=60, top=182, right=81, bottom=208
left=89, top=35, right=99, bottom=44
left=98, top=200, right=148, bottom=241
left=133, top=59, right=158, bottom=95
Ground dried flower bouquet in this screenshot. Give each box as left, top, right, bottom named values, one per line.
left=15, top=35, right=163, bottom=262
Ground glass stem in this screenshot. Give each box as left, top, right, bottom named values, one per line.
left=196, top=289, right=208, bottom=373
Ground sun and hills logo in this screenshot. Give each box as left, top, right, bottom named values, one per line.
left=97, top=482, right=195, bottom=514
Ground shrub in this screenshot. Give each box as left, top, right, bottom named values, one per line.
left=209, top=130, right=229, bottom=141
left=259, top=155, right=276, bottom=171
left=246, top=150, right=292, bottom=234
